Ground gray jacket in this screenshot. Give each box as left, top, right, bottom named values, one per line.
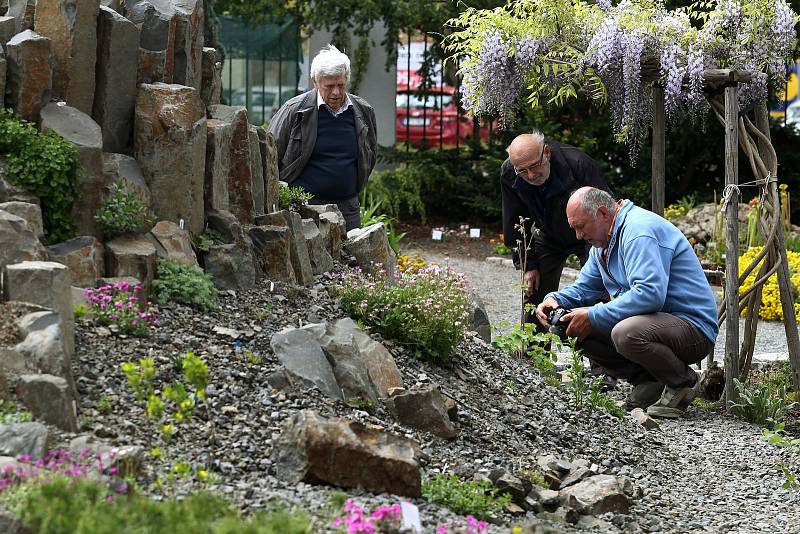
left=267, top=89, right=378, bottom=194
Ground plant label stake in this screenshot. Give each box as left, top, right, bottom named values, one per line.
left=469, top=228, right=481, bottom=238
left=431, top=229, right=443, bottom=240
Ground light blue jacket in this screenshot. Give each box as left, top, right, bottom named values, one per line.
left=546, top=201, right=719, bottom=344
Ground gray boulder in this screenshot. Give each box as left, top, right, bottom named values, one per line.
left=273, top=410, right=422, bottom=497
left=200, top=46, right=221, bottom=107
left=204, top=115, right=233, bottom=214
left=203, top=241, right=257, bottom=290
left=559, top=474, right=632, bottom=515
left=0, top=16, right=17, bottom=46
left=390, top=385, right=459, bottom=439
left=69, top=435, right=144, bottom=476
left=302, top=219, right=334, bottom=275
left=101, top=153, right=150, bottom=206
left=207, top=105, right=254, bottom=224
left=16, top=374, right=78, bottom=432
left=0, top=201, right=42, bottom=238
left=345, top=222, right=397, bottom=277
left=0, top=422, right=50, bottom=458
left=258, top=129, right=280, bottom=213
left=0, top=210, right=46, bottom=274
left=249, top=126, right=265, bottom=215
left=469, top=294, right=491, bottom=342
left=6, top=0, right=35, bottom=33
left=269, top=327, right=342, bottom=400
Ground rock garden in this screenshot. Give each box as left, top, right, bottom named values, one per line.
left=1, top=0, right=800, bottom=533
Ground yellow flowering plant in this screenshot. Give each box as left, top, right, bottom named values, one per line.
left=738, top=246, right=800, bottom=322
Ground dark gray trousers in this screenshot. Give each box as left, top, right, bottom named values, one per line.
left=580, top=313, right=713, bottom=388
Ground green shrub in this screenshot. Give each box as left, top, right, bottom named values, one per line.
left=335, top=263, right=471, bottom=363
left=422, top=475, right=511, bottom=520
left=565, top=339, right=623, bottom=418
left=153, top=260, right=217, bottom=310
left=6, top=477, right=310, bottom=533
left=731, top=378, right=795, bottom=430
left=94, top=180, right=155, bottom=237
left=0, top=109, right=81, bottom=243
left=278, top=185, right=313, bottom=211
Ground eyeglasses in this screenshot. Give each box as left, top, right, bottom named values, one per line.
left=513, top=145, right=548, bottom=176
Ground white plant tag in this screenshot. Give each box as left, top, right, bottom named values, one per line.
left=431, top=230, right=443, bottom=241
left=469, top=228, right=481, bottom=238
left=400, top=502, right=422, bottom=532
left=179, top=218, right=185, bottom=230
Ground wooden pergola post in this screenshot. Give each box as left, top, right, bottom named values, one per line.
left=723, top=82, right=740, bottom=409
left=651, top=85, right=666, bottom=216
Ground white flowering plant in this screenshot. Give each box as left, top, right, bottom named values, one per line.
left=446, top=0, right=798, bottom=157
left=334, top=263, right=473, bottom=363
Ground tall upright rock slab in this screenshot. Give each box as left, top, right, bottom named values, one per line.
left=260, top=130, right=280, bottom=213
left=40, top=103, right=105, bottom=237
left=5, top=30, right=52, bottom=124
left=249, top=126, right=265, bottom=216
left=34, top=0, right=101, bottom=114
left=7, top=0, right=35, bottom=33
left=124, top=0, right=203, bottom=91
left=134, top=83, right=206, bottom=234
left=93, top=5, right=139, bottom=152
left=204, top=117, right=232, bottom=213
left=200, top=46, right=221, bottom=107
left=208, top=105, right=254, bottom=224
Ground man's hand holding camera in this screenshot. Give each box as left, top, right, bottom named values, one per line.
left=536, top=298, right=592, bottom=340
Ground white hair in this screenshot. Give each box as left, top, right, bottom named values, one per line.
left=310, top=44, right=351, bottom=83
left=576, top=187, right=617, bottom=214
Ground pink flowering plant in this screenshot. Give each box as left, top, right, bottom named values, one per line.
left=0, top=449, right=129, bottom=508
left=332, top=499, right=402, bottom=533
left=84, top=281, right=156, bottom=336
left=332, top=499, right=490, bottom=534
left=335, top=263, right=472, bottom=363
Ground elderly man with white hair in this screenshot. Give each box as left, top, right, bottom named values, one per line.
left=269, top=45, right=377, bottom=231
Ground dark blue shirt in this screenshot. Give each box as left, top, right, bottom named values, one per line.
left=294, top=107, right=358, bottom=201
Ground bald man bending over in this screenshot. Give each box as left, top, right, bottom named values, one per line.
left=501, top=131, right=612, bottom=332
left=536, top=187, right=719, bottom=418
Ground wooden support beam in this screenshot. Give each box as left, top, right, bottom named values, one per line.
left=651, top=85, right=666, bottom=216
left=754, top=103, right=800, bottom=390
left=723, top=84, right=740, bottom=411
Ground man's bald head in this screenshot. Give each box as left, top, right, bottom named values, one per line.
left=506, top=131, right=551, bottom=186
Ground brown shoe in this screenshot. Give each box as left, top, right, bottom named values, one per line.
left=623, top=381, right=665, bottom=411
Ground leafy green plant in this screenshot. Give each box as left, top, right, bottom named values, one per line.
left=152, top=260, right=217, bottom=311
left=120, top=352, right=209, bottom=444
left=566, top=340, right=588, bottom=410
left=192, top=228, right=227, bottom=252
left=244, top=349, right=263, bottom=365
left=762, top=423, right=800, bottom=448
left=422, top=475, right=511, bottom=520
left=97, top=396, right=113, bottom=416
left=588, top=377, right=625, bottom=419
left=775, top=463, right=800, bottom=490
left=731, top=378, right=796, bottom=429
left=279, top=185, right=313, bottom=211
left=5, top=476, right=310, bottom=533
left=492, top=322, right=560, bottom=386
left=335, top=263, right=471, bottom=363
left=0, top=400, right=33, bottom=424
left=94, top=180, right=155, bottom=237
left=0, top=109, right=81, bottom=243
left=359, top=194, right=406, bottom=255
left=492, top=242, right=513, bottom=255
left=73, top=304, right=89, bottom=320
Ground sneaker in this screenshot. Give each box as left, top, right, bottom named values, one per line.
left=646, top=375, right=702, bottom=419
left=623, top=381, right=665, bottom=411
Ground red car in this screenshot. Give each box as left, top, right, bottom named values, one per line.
left=396, top=70, right=482, bottom=148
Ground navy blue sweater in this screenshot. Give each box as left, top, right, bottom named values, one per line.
left=293, top=107, right=358, bottom=201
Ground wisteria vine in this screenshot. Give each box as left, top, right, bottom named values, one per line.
left=446, top=0, right=799, bottom=157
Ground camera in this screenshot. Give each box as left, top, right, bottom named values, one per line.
left=548, top=307, right=570, bottom=337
